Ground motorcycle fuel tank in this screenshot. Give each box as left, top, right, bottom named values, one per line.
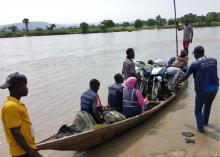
left=151, top=67, right=164, bottom=75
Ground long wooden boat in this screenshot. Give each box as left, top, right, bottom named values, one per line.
left=36, top=82, right=187, bottom=151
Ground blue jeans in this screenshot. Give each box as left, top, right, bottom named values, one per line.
left=195, top=90, right=218, bottom=132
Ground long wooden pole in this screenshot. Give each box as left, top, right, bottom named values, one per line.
left=173, top=0, right=178, bottom=57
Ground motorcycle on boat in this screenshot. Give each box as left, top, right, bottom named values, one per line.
left=150, top=59, right=184, bottom=101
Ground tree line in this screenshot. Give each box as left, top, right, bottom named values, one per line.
left=0, top=12, right=219, bottom=38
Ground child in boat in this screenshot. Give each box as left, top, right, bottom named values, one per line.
left=122, top=48, right=136, bottom=80
left=108, top=73, right=124, bottom=112
left=122, top=77, right=149, bottom=118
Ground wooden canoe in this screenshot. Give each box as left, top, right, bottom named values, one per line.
left=36, top=82, right=187, bottom=151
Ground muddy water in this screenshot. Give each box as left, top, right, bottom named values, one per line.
left=0, top=27, right=219, bottom=157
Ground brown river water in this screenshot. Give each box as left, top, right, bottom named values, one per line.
left=0, top=27, right=219, bottom=157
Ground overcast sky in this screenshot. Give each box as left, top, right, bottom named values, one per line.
left=1, top=0, right=220, bottom=25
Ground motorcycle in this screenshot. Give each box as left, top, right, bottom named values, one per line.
left=135, top=61, right=152, bottom=97
left=150, top=60, right=183, bottom=101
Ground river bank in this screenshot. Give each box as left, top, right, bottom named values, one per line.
left=0, top=22, right=220, bottom=38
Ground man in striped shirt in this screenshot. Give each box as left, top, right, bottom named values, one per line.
left=122, top=48, right=136, bottom=80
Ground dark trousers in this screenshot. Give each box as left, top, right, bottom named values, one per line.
left=13, top=154, right=30, bottom=157
left=122, top=106, right=142, bottom=118
left=195, top=90, right=218, bottom=132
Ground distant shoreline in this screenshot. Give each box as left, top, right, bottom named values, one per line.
left=1, top=11, right=220, bottom=38
left=0, top=23, right=220, bottom=38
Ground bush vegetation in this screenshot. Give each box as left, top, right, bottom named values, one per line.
left=0, top=12, right=219, bottom=38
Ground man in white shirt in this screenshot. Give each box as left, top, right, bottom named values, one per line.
left=177, top=20, right=193, bottom=55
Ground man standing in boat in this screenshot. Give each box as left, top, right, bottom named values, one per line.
left=177, top=20, right=193, bottom=55
left=176, top=46, right=219, bottom=133
left=122, top=48, right=136, bottom=80
left=80, top=79, right=105, bottom=123
left=1, top=72, right=43, bottom=157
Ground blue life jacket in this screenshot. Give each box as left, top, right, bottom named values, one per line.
left=188, top=57, right=219, bottom=92
left=80, top=89, right=97, bottom=118
left=122, top=88, right=142, bottom=118
left=108, top=83, right=124, bottom=112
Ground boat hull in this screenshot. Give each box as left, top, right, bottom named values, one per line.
left=37, top=82, right=186, bottom=151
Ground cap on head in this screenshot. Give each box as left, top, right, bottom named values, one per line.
left=0, top=72, right=27, bottom=89
left=193, top=46, right=204, bottom=55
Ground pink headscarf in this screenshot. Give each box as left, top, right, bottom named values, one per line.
left=124, top=77, right=149, bottom=107
left=125, top=77, right=137, bottom=89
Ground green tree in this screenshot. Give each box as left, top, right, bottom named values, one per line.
left=89, top=24, right=96, bottom=28
left=161, top=18, right=167, bottom=26
left=156, top=15, right=161, bottom=28
left=206, top=12, right=220, bottom=22
left=22, top=18, right=30, bottom=32
left=197, top=16, right=206, bottom=25
left=155, top=15, right=166, bottom=28
left=121, top=22, right=130, bottom=27
left=50, top=24, right=56, bottom=30
left=101, top=20, right=115, bottom=28
left=79, top=22, right=89, bottom=33
left=1, top=27, right=7, bottom=32
left=98, top=24, right=106, bottom=32
left=146, top=19, right=156, bottom=26
left=47, top=24, right=56, bottom=30
left=35, top=28, right=43, bottom=31
left=115, top=23, right=120, bottom=27
left=168, top=19, right=175, bottom=25
left=134, top=19, right=143, bottom=29
left=8, top=25, right=18, bottom=32
left=179, top=13, right=197, bottom=23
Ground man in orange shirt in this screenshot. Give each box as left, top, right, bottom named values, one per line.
left=1, top=72, right=43, bottom=157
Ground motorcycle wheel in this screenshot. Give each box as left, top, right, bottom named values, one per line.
left=151, top=81, right=161, bottom=100
left=139, top=81, right=148, bottom=97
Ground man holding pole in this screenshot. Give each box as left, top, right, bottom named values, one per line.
left=177, top=20, right=193, bottom=55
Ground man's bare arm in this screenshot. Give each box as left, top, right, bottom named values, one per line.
left=190, top=29, right=193, bottom=42
left=176, top=73, right=190, bottom=85
left=10, top=127, right=43, bottom=157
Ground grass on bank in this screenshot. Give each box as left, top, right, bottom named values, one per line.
left=0, top=22, right=220, bottom=38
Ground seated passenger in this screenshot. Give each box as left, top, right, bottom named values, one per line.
left=168, top=49, right=188, bottom=72
left=80, top=79, right=105, bottom=123
left=146, top=60, right=154, bottom=68
left=144, top=60, right=154, bottom=72
left=122, top=77, right=149, bottom=118
left=108, top=73, right=124, bottom=112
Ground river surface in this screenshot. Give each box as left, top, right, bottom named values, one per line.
left=0, top=27, right=219, bottom=157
